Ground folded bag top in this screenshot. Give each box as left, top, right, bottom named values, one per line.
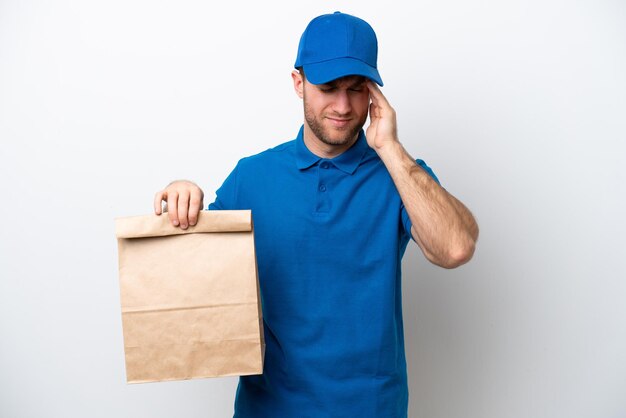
left=115, top=209, right=252, bottom=239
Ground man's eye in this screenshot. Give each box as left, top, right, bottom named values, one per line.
left=349, top=87, right=364, bottom=92
left=320, top=87, right=335, bottom=93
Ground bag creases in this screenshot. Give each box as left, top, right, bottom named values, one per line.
left=121, top=301, right=259, bottom=314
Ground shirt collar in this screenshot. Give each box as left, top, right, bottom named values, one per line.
left=294, top=125, right=369, bottom=175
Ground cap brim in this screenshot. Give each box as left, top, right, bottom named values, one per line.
left=303, top=57, right=383, bottom=86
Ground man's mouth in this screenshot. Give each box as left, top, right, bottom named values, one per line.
left=326, top=117, right=351, bottom=128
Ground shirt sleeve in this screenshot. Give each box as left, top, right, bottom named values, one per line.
left=401, top=159, right=440, bottom=240
left=208, top=162, right=240, bottom=210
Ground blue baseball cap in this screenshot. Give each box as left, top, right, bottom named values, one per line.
left=294, top=12, right=383, bottom=86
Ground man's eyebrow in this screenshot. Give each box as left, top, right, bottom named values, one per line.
left=322, top=78, right=366, bottom=89
left=348, top=79, right=366, bottom=88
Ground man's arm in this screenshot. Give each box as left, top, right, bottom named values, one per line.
left=366, top=81, right=479, bottom=268
left=153, top=180, right=204, bottom=229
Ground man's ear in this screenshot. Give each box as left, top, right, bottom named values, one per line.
left=291, top=70, right=304, bottom=99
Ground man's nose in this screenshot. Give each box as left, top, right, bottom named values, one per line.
left=331, top=90, right=352, bottom=115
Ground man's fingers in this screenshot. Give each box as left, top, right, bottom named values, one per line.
left=154, top=180, right=204, bottom=228
left=153, top=191, right=165, bottom=215
left=167, top=191, right=180, bottom=226
left=367, top=81, right=383, bottom=102
left=188, top=191, right=203, bottom=226
left=177, top=192, right=190, bottom=229
left=367, top=81, right=391, bottom=109
left=369, top=102, right=379, bottom=120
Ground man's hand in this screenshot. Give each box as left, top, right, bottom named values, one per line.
left=365, top=81, right=399, bottom=151
left=153, top=180, right=204, bottom=229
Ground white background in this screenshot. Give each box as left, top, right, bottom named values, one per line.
left=1, top=0, right=625, bottom=417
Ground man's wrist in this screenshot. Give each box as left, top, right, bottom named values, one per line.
left=374, top=138, right=405, bottom=161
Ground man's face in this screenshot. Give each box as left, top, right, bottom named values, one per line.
left=299, top=74, right=370, bottom=147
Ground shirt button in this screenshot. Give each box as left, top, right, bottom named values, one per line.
left=319, top=184, right=326, bottom=192
left=320, top=162, right=330, bottom=169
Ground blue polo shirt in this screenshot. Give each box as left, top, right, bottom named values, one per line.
left=208, top=125, right=439, bottom=418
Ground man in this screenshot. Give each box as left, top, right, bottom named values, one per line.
left=154, top=11, right=478, bottom=418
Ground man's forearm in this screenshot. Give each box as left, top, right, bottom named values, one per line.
left=376, top=141, right=478, bottom=268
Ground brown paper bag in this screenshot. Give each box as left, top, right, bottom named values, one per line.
left=115, top=210, right=264, bottom=383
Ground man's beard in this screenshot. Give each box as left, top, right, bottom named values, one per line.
left=303, top=100, right=366, bottom=147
